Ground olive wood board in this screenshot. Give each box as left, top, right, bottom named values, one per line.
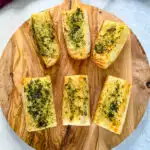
left=0, top=0, right=150, bottom=150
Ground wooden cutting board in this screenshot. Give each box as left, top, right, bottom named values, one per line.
left=0, top=0, right=150, bottom=149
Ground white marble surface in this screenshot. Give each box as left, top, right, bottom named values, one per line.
left=0, top=0, right=150, bottom=149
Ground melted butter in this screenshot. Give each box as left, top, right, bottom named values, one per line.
left=96, top=80, right=124, bottom=126
left=95, top=22, right=124, bottom=54
left=63, top=76, right=89, bottom=122
left=31, top=11, right=56, bottom=57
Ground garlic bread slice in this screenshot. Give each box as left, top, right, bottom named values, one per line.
left=62, top=7, right=90, bottom=59
left=93, top=76, right=131, bottom=134
left=31, top=10, right=60, bottom=68
left=92, top=20, right=130, bottom=69
left=62, top=75, right=90, bottom=125
left=22, top=76, right=57, bottom=132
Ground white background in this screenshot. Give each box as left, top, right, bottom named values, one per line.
left=0, top=0, right=150, bottom=150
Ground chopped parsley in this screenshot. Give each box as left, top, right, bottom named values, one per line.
left=101, top=81, right=122, bottom=121
left=32, top=11, right=56, bottom=57
left=95, top=24, right=124, bottom=54
left=64, top=77, right=89, bottom=121
left=24, top=79, right=55, bottom=128
left=66, top=8, right=85, bottom=48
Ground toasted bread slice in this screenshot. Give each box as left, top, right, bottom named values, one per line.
left=62, top=75, right=90, bottom=125
left=62, top=7, right=90, bottom=59
left=92, top=20, right=130, bottom=69
left=22, top=76, right=57, bottom=132
left=31, top=10, right=60, bottom=68
left=93, top=76, right=131, bottom=134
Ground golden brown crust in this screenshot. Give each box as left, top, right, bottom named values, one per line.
left=92, top=57, right=109, bottom=69
left=66, top=47, right=90, bottom=60
left=92, top=20, right=130, bottom=69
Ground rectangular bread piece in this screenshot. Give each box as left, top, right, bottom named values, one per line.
left=31, top=10, right=60, bottom=68
left=92, top=20, right=130, bottom=69
left=93, top=75, right=131, bottom=134
left=22, top=76, right=57, bottom=132
left=62, top=7, right=90, bottom=60
left=62, top=75, right=90, bottom=125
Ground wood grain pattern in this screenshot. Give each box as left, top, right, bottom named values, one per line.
left=0, top=0, right=150, bottom=150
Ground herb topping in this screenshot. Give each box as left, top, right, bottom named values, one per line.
left=32, top=12, right=56, bottom=57
left=24, top=79, right=55, bottom=128
left=100, top=81, right=123, bottom=122
left=64, top=77, right=89, bottom=121
left=95, top=24, right=124, bottom=54
left=66, top=8, right=85, bottom=48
